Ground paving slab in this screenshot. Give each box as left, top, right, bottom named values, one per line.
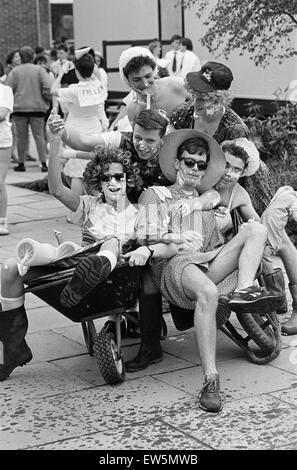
left=27, top=305, right=74, bottom=333
left=0, top=362, right=92, bottom=401
left=44, top=376, right=195, bottom=431
left=154, top=356, right=297, bottom=401
left=28, top=420, right=210, bottom=450
left=0, top=397, right=93, bottom=450
left=26, top=330, right=86, bottom=363
left=161, top=393, right=297, bottom=450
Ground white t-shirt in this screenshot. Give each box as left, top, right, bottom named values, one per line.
left=69, top=195, right=139, bottom=245
left=0, top=84, right=13, bottom=148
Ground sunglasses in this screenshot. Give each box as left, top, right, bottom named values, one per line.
left=101, top=173, right=125, bottom=183
left=180, top=158, right=208, bottom=171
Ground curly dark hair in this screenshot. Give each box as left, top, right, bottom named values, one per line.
left=83, top=146, right=136, bottom=195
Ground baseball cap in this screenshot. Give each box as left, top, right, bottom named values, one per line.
left=186, top=61, right=233, bottom=93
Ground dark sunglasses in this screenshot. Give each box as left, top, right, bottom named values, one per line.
left=101, top=173, right=125, bottom=183
left=181, top=158, right=208, bottom=171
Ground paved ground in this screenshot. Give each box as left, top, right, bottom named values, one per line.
left=1, top=157, right=297, bottom=451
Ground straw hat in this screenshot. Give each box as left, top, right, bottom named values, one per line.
left=159, top=129, right=226, bottom=193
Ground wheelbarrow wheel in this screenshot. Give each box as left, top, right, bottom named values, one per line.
left=94, top=332, right=125, bottom=384
left=237, top=312, right=277, bottom=354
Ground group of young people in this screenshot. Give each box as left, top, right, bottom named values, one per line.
left=1, top=45, right=297, bottom=414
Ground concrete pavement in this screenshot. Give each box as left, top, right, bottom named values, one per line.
left=1, top=159, right=297, bottom=451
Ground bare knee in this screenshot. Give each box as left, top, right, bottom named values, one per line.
left=193, top=280, right=218, bottom=311
left=244, top=221, right=267, bottom=242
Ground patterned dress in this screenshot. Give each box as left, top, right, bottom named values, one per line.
left=169, top=102, right=275, bottom=216
left=136, top=184, right=236, bottom=309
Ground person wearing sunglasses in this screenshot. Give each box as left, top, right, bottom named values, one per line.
left=48, top=107, right=171, bottom=204
left=124, top=129, right=281, bottom=413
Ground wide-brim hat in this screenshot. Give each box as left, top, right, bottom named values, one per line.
left=159, top=129, right=226, bottom=193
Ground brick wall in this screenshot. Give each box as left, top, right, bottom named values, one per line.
left=0, top=0, right=51, bottom=64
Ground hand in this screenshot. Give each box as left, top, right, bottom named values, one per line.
left=60, top=147, right=76, bottom=164
left=47, top=107, right=65, bottom=136
left=175, top=199, right=201, bottom=217
left=163, top=230, right=203, bottom=251
left=121, top=246, right=151, bottom=267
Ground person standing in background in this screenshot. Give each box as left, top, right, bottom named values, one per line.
left=0, top=62, right=13, bottom=235
left=50, top=44, right=73, bottom=78
left=164, top=34, right=183, bottom=77
left=6, top=45, right=52, bottom=172
left=179, top=37, right=201, bottom=79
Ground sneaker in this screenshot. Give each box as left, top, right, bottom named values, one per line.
left=0, top=221, right=9, bottom=235
left=228, top=285, right=282, bottom=314
left=125, top=344, right=163, bottom=372
left=198, top=373, right=222, bottom=413
left=41, top=163, right=48, bottom=172
left=14, top=163, right=26, bottom=172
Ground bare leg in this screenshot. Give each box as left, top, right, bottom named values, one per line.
left=182, top=264, right=218, bottom=376
left=1, top=258, right=24, bottom=310
left=182, top=264, right=222, bottom=412
left=207, top=221, right=267, bottom=288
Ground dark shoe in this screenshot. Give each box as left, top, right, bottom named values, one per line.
left=100, top=318, right=127, bottom=339
left=14, top=163, right=26, bottom=172
left=0, top=306, right=33, bottom=381
left=281, top=313, right=297, bottom=336
left=60, top=254, right=111, bottom=308
left=198, top=374, right=222, bottom=413
left=41, top=163, right=48, bottom=172
left=125, top=344, right=163, bottom=372
left=25, top=154, right=35, bottom=161
left=229, top=286, right=282, bottom=314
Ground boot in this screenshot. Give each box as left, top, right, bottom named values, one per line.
left=262, top=268, right=287, bottom=313
left=0, top=305, right=32, bottom=380
left=281, top=283, right=297, bottom=335
left=125, top=291, right=163, bottom=372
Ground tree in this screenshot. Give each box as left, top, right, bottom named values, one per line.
left=181, top=0, right=297, bottom=66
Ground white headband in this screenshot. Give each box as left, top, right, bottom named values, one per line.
left=118, top=46, right=156, bottom=85
left=75, top=47, right=91, bottom=60
left=222, top=137, right=260, bottom=177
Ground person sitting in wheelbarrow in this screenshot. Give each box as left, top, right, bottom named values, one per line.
left=0, top=125, right=219, bottom=383
left=123, top=129, right=283, bottom=413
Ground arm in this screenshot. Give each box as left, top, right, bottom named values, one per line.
left=50, top=70, right=64, bottom=96
left=234, top=186, right=260, bottom=222
left=122, top=243, right=178, bottom=267
left=175, top=188, right=221, bottom=217
left=39, top=67, right=52, bottom=102
left=48, top=129, right=80, bottom=212
left=0, top=106, right=10, bottom=121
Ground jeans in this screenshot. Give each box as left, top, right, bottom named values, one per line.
left=13, top=115, right=47, bottom=164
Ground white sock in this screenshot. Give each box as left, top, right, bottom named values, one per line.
left=1, top=295, right=25, bottom=311
left=96, top=250, right=117, bottom=271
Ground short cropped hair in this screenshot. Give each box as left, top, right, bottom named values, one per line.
left=134, top=109, right=168, bottom=138
left=221, top=141, right=249, bottom=169
left=122, top=56, right=156, bottom=79
left=181, top=38, right=193, bottom=51
left=170, top=35, right=181, bottom=43
left=177, top=137, right=210, bottom=163
left=19, top=46, right=34, bottom=64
